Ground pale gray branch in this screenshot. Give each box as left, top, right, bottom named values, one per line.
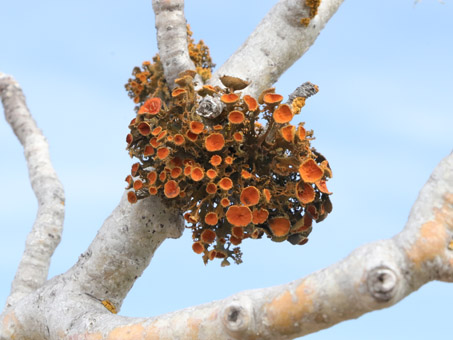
left=152, top=0, right=202, bottom=88
left=0, top=73, right=65, bottom=308
left=210, top=0, right=344, bottom=97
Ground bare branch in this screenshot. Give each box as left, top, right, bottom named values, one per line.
left=210, top=0, right=344, bottom=97
left=152, top=0, right=202, bottom=88
left=0, top=73, right=65, bottom=308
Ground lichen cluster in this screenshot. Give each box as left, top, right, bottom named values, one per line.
left=125, top=70, right=333, bottom=265
left=125, top=25, right=214, bottom=111
left=300, top=0, right=322, bottom=27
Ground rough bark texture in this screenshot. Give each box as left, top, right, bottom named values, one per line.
left=0, top=73, right=65, bottom=309
left=210, top=0, right=344, bottom=97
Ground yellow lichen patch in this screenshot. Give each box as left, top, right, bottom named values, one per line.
left=101, top=299, right=118, bottom=314
left=107, top=323, right=145, bottom=339
left=264, top=281, right=314, bottom=336
left=406, top=194, right=453, bottom=268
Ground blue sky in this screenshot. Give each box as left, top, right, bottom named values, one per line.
left=0, top=1, right=452, bottom=338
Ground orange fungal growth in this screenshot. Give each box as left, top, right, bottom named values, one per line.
left=127, top=191, right=138, bottom=204
left=143, top=145, right=154, bottom=157
left=226, top=205, right=252, bottom=227
left=269, top=217, right=291, bottom=237
left=280, top=125, right=296, bottom=143
left=191, top=167, right=204, bottom=181
left=210, top=155, right=222, bottom=167
left=316, top=180, right=332, bottom=194
left=173, top=134, right=185, bottom=145
left=240, top=186, right=261, bottom=206
left=152, top=126, right=163, bottom=136
left=263, top=188, right=272, bottom=203
left=296, top=181, right=315, bottom=204
left=252, top=208, right=269, bottom=224
left=164, top=180, right=180, bottom=198
left=171, top=87, right=187, bottom=98
left=138, top=97, right=161, bottom=115
left=204, top=212, right=219, bottom=226
left=220, top=197, right=230, bottom=207
left=297, top=125, right=306, bottom=140
left=206, top=182, right=217, bottom=194
left=228, top=111, right=245, bottom=124
left=189, top=121, right=204, bottom=134
left=186, top=130, right=198, bottom=142
left=201, top=229, right=217, bottom=243
left=263, top=93, right=283, bottom=105
left=125, top=70, right=331, bottom=265
left=218, top=177, right=233, bottom=190
left=192, top=242, right=204, bottom=254
left=206, top=169, right=217, bottom=179
left=157, top=147, right=170, bottom=160
left=133, top=180, right=143, bottom=191
left=273, top=104, right=294, bottom=124
left=243, top=95, right=258, bottom=111
left=221, top=93, right=239, bottom=104
left=233, top=132, right=244, bottom=142
left=147, top=171, right=157, bottom=185
left=171, top=167, right=182, bottom=178
left=232, top=226, right=244, bottom=239
left=205, top=133, right=225, bottom=152
left=299, top=158, right=324, bottom=183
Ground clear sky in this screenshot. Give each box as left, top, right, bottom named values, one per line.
left=1, top=1, right=452, bottom=339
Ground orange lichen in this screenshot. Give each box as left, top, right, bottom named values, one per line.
left=173, top=134, right=185, bottom=145
left=280, top=125, right=296, bottom=143
left=210, top=155, right=222, bottom=167
left=252, top=208, right=269, bottom=224
left=192, top=242, right=204, bottom=254
left=273, top=104, right=294, bottom=124
left=191, top=167, right=204, bottom=181
left=240, top=186, right=261, bottom=206
left=221, top=93, right=239, bottom=104
left=205, top=133, right=225, bottom=152
left=206, top=182, right=217, bottom=194
left=228, top=111, right=245, bottom=124
left=190, top=121, right=204, bottom=134
left=171, top=167, right=182, bottom=178
left=206, top=169, right=217, bottom=179
left=156, top=147, right=170, bottom=160
left=127, top=191, right=137, bottom=204
left=138, top=97, right=161, bottom=115
left=226, top=205, right=252, bottom=227
left=233, top=132, right=244, bottom=142
left=244, top=95, right=258, bottom=111
left=263, top=93, right=284, bottom=105
left=126, top=71, right=332, bottom=265
left=220, top=197, right=230, bottom=207
left=269, top=217, right=291, bottom=236
left=299, top=159, right=323, bottom=183
left=201, top=229, right=217, bottom=243
left=164, top=180, right=180, bottom=198
left=219, top=177, right=233, bottom=190
left=296, top=182, right=316, bottom=204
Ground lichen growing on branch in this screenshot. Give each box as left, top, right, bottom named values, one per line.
left=125, top=25, right=214, bottom=111
left=125, top=69, right=333, bottom=265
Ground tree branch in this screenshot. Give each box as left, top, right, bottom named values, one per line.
left=210, top=0, right=344, bottom=97
left=152, top=0, right=202, bottom=88
left=0, top=73, right=65, bottom=308
left=3, top=153, right=451, bottom=339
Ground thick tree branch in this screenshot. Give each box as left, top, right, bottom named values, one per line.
left=3, top=153, right=451, bottom=339
left=0, top=73, right=65, bottom=308
left=210, top=0, right=344, bottom=97
left=152, top=0, right=202, bottom=88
